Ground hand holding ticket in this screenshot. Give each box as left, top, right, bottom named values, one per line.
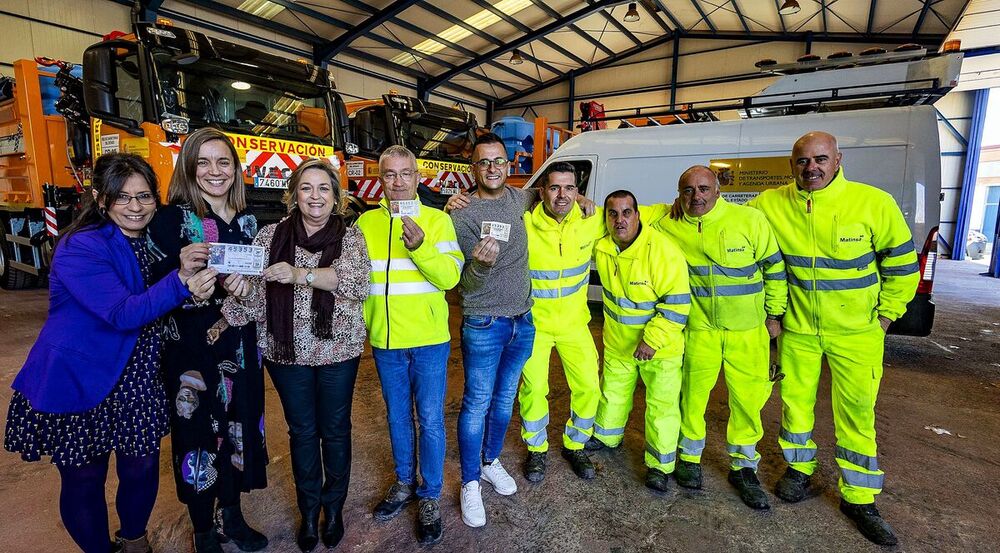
left=208, top=243, right=266, bottom=275
left=390, top=200, right=420, bottom=217
left=480, top=221, right=511, bottom=242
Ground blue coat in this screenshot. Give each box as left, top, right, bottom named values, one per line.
left=11, top=222, right=191, bottom=414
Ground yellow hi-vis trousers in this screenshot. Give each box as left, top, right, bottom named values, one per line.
left=778, top=329, right=886, bottom=505
left=678, top=325, right=773, bottom=471
left=592, top=349, right=682, bottom=473
left=518, top=325, right=601, bottom=452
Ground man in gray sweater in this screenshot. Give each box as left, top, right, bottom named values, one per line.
left=449, top=133, right=537, bottom=528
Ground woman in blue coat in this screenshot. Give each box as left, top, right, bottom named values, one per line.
left=4, top=153, right=203, bottom=553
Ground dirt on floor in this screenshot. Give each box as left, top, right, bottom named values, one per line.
left=0, top=259, right=998, bottom=552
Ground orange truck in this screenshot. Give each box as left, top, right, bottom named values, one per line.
left=344, top=94, right=478, bottom=211
left=0, top=19, right=354, bottom=288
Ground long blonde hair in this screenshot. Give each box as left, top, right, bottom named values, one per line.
left=168, top=128, right=247, bottom=217
left=282, top=158, right=343, bottom=215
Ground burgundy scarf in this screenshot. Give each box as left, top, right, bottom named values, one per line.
left=266, top=212, right=346, bottom=363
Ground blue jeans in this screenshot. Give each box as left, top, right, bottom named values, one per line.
left=458, top=311, right=536, bottom=484
left=372, top=342, right=450, bottom=499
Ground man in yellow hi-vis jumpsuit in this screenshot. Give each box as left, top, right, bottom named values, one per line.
left=652, top=166, right=786, bottom=510
left=749, top=132, right=919, bottom=546
left=585, top=190, right=690, bottom=492
left=519, top=162, right=604, bottom=482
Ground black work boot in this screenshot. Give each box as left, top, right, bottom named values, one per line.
left=775, top=467, right=810, bottom=503
left=561, top=448, right=596, bottom=480
left=416, top=498, right=443, bottom=545
left=524, top=451, right=547, bottom=482
left=674, top=460, right=703, bottom=489
left=321, top=505, right=344, bottom=549
left=373, top=480, right=416, bottom=521
left=194, top=530, right=224, bottom=553
left=584, top=437, right=618, bottom=452
left=112, top=531, right=152, bottom=553
left=297, top=508, right=320, bottom=552
left=216, top=505, right=268, bottom=551
left=728, top=468, right=771, bottom=510
left=840, top=500, right=898, bottom=546
left=644, top=468, right=670, bottom=492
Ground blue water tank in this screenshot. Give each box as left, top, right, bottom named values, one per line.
left=37, top=64, right=82, bottom=115
left=491, top=116, right=534, bottom=162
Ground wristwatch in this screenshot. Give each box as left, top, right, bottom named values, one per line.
left=304, top=269, right=315, bottom=287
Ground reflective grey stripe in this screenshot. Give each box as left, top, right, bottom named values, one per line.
left=788, top=272, right=879, bottom=291
left=562, top=261, right=591, bottom=277
left=879, top=262, right=919, bottom=276
left=661, top=293, right=691, bottom=305
left=679, top=435, right=705, bottom=455
left=732, top=457, right=759, bottom=469
left=726, top=443, right=759, bottom=459
left=570, top=411, right=595, bottom=430
left=657, top=308, right=688, bottom=325
left=881, top=241, right=915, bottom=258
left=531, top=288, right=560, bottom=298
left=524, top=429, right=548, bottom=447
left=565, top=425, right=591, bottom=444
left=645, top=443, right=676, bottom=464
left=782, top=447, right=818, bottom=463
left=841, top=468, right=884, bottom=489
left=521, top=414, right=549, bottom=433
left=603, top=305, right=653, bottom=325
left=691, top=282, right=764, bottom=297
left=764, top=270, right=787, bottom=281
left=603, top=288, right=657, bottom=310
left=530, top=269, right=561, bottom=279
left=561, top=275, right=589, bottom=296
left=785, top=251, right=876, bottom=270
left=759, top=251, right=784, bottom=268
left=594, top=424, right=624, bottom=437
left=689, top=264, right=757, bottom=278
left=835, top=446, right=879, bottom=471
left=780, top=428, right=812, bottom=445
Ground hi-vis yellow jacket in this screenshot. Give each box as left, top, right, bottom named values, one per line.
left=594, top=223, right=690, bottom=358
left=748, top=169, right=919, bottom=335
left=356, top=198, right=464, bottom=349
left=526, top=202, right=605, bottom=334
left=652, top=197, right=787, bottom=332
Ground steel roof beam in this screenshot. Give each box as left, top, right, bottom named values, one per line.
left=642, top=2, right=675, bottom=34
left=529, top=0, right=616, bottom=57
left=651, top=0, right=685, bottom=30
left=426, top=0, right=624, bottom=91
left=466, top=0, right=590, bottom=68
left=820, top=0, right=828, bottom=35
left=689, top=0, right=717, bottom=33
left=315, top=0, right=418, bottom=62
left=588, top=0, right=642, bottom=47
left=867, top=0, right=877, bottom=34
left=342, top=47, right=495, bottom=102
left=731, top=1, right=752, bottom=34
left=913, top=0, right=933, bottom=37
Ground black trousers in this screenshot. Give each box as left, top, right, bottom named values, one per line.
left=267, top=357, right=360, bottom=518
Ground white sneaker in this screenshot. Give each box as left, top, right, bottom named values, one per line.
left=460, top=481, right=486, bottom=528
left=481, top=458, right=518, bottom=495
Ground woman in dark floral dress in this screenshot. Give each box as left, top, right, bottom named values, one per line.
left=4, top=154, right=199, bottom=553
left=148, top=128, right=267, bottom=553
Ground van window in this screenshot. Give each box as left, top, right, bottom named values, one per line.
left=529, top=159, right=592, bottom=196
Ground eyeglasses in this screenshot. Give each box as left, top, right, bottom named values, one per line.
left=113, top=192, right=156, bottom=206
left=473, top=157, right=509, bottom=170
left=381, top=169, right=416, bottom=182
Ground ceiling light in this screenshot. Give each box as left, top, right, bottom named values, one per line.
left=509, top=50, right=524, bottom=65
left=623, top=3, right=640, bottom=23
left=778, top=0, right=801, bottom=15
left=237, top=0, right=285, bottom=20
left=231, top=81, right=251, bottom=91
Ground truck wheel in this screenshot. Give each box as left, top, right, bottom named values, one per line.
left=0, top=238, right=37, bottom=290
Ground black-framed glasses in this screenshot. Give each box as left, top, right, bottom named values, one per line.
left=381, top=169, right=416, bottom=182
left=473, top=157, right=509, bottom=170
left=113, top=192, right=156, bottom=206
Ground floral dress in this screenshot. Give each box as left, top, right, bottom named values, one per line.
left=4, top=235, right=169, bottom=467
left=148, top=204, right=267, bottom=504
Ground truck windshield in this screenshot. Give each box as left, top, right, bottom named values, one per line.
left=151, top=49, right=332, bottom=145
left=396, top=115, right=474, bottom=163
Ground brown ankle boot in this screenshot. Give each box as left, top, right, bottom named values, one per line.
left=114, top=531, right=152, bottom=553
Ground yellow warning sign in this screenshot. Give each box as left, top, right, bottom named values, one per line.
left=416, top=158, right=473, bottom=174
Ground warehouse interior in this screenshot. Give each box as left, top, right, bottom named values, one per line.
left=1, top=0, right=999, bottom=552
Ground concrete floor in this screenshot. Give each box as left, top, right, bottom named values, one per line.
left=1, top=259, right=998, bottom=552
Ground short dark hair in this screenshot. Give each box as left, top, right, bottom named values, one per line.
left=543, top=161, right=576, bottom=185
left=473, top=132, right=506, bottom=159
left=604, top=189, right=637, bottom=211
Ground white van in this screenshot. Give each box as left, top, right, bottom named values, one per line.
left=523, top=105, right=941, bottom=336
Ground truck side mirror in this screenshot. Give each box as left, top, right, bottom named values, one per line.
left=82, top=41, right=143, bottom=135
left=352, top=111, right=376, bottom=153
left=333, top=93, right=356, bottom=157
